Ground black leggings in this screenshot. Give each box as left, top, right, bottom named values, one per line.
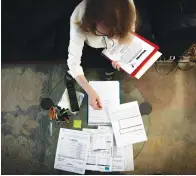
left=67, top=44, right=114, bottom=73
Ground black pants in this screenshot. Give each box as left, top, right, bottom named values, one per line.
left=66, top=44, right=114, bottom=73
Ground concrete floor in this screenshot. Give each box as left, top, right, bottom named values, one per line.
left=1, top=63, right=196, bottom=174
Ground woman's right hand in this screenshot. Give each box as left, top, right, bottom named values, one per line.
left=88, top=88, right=103, bottom=110
left=74, top=74, right=103, bottom=110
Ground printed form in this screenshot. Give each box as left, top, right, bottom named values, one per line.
left=88, top=81, right=120, bottom=126
left=98, top=126, right=134, bottom=171
left=83, top=128, right=113, bottom=172
left=102, top=35, right=155, bottom=74
left=109, top=101, right=147, bottom=147
left=54, top=128, right=90, bottom=174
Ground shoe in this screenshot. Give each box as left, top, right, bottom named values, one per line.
left=104, top=71, right=114, bottom=81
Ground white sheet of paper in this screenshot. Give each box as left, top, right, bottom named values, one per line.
left=88, top=81, right=120, bottom=126
left=82, top=129, right=98, bottom=171
left=54, top=128, right=90, bottom=174
left=109, top=101, right=147, bottom=147
left=102, top=35, right=155, bottom=74
left=112, top=146, right=125, bottom=171
left=123, top=145, right=134, bottom=171
left=83, top=128, right=113, bottom=172
left=98, top=126, right=113, bottom=131
left=92, top=132, right=107, bottom=151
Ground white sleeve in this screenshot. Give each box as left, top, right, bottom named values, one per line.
left=67, top=1, right=86, bottom=78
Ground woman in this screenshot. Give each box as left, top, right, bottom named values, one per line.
left=66, top=0, right=137, bottom=110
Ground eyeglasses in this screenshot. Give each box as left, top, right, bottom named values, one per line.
left=93, top=27, right=114, bottom=49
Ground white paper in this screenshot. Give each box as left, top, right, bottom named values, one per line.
left=83, top=128, right=113, bottom=172
left=58, top=89, right=84, bottom=114
left=123, top=145, right=134, bottom=171
left=112, top=146, right=125, bottom=171
left=98, top=126, right=134, bottom=171
left=109, top=101, right=147, bottom=147
left=92, top=132, right=107, bottom=151
left=135, top=51, right=162, bottom=79
left=82, top=129, right=98, bottom=171
left=88, top=81, right=120, bottom=126
left=98, top=126, right=113, bottom=131
left=102, top=35, right=155, bottom=74
left=54, top=128, right=90, bottom=174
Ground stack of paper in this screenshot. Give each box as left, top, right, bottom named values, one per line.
left=98, top=126, right=134, bottom=172
left=88, top=81, right=120, bottom=126
left=83, top=126, right=134, bottom=172
left=102, top=33, right=162, bottom=79
left=83, top=128, right=113, bottom=172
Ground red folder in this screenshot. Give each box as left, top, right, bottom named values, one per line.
left=102, top=33, right=159, bottom=78
left=130, top=33, right=159, bottom=77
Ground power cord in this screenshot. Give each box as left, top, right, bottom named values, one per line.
left=154, top=60, right=177, bottom=76
left=177, top=62, right=195, bottom=71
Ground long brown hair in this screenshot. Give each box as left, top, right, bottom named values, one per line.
left=78, top=0, right=138, bottom=41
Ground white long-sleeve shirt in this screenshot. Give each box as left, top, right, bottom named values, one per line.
left=67, top=0, right=136, bottom=78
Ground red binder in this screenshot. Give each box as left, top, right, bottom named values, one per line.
left=130, top=33, right=159, bottom=77
left=102, top=33, right=160, bottom=78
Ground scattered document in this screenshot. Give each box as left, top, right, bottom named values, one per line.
left=88, top=81, right=120, bottom=126
left=83, top=128, right=113, bottom=172
left=98, top=126, right=134, bottom=171
left=112, top=146, right=125, bottom=171
left=123, top=145, right=134, bottom=171
left=109, top=101, right=147, bottom=147
left=54, top=128, right=90, bottom=174
left=92, top=132, right=107, bottom=151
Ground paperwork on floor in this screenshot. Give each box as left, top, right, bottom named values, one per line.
left=109, top=101, right=147, bottom=147
left=98, top=126, right=134, bottom=172
left=88, top=81, right=120, bottom=126
left=54, top=81, right=147, bottom=174
left=83, top=127, right=134, bottom=172
left=83, top=128, right=113, bottom=172
left=54, top=128, right=90, bottom=174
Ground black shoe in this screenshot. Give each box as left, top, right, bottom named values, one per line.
left=104, top=71, right=114, bottom=81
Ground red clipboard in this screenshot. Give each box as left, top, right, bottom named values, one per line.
left=102, top=33, right=159, bottom=77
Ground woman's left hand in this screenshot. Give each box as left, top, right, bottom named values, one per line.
left=112, top=61, right=121, bottom=71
